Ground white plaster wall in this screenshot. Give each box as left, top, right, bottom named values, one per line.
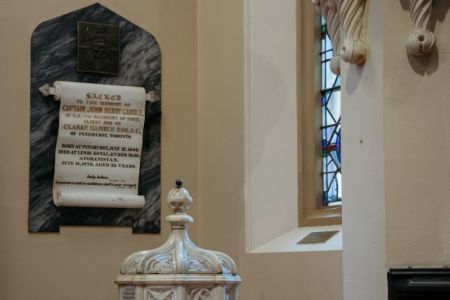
left=343, top=1, right=450, bottom=299
left=341, top=0, right=386, bottom=299
left=383, top=0, right=450, bottom=267
left=245, top=0, right=299, bottom=249
left=197, top=0, right=343, bottom=299
left=0, top=1, right=199, bottom=299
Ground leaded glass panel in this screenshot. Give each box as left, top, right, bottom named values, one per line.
left=320, top=17, right=342, bottom=206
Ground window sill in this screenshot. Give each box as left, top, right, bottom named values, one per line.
left=299, top=206, right=342, bottom=227
left=249, top=225, right=342, bottom=254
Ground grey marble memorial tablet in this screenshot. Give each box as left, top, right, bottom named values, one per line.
left=29, top=3, right=161, bottom=233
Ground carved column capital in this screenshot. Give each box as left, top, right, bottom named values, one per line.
left=313, top=0, right=368, bottom=75
left=313, top=0, right=342, bottom=75
left=339, top=0, right=368, bottom=65
left=405, top=0, right=435, bottom=56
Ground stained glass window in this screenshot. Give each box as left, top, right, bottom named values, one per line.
left=320, top=17, right=342, bottom=206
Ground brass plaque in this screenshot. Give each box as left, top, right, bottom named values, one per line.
left=77, top=22, right=120, bottom=75
left=297, top=231, right=339, bottom=244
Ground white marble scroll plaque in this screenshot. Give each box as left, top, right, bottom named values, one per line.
left=52, top=81, right=146, bottom=208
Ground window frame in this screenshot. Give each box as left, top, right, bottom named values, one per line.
left=297, top=0, right=341, bottom=226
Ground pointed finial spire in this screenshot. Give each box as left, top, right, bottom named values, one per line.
left=166, top=178, right=193, bottom=228
left=175, top=178, right=183, bottom=188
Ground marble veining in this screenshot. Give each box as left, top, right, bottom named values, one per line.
left=29, top=3, right=161, bottom=233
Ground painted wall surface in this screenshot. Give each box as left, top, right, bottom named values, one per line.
left=197, top=0, right=343, bottom=299
left=244, top=0, right=299, bottom=249
left=384, top=0, right=450, bottom=267
left=0, top=1, right=198, bottom=299
left=341, top=0, right=386, bottom=297
left=343, top=1, right=450, bottom=299
left=0, top=0, right=345, bottom=299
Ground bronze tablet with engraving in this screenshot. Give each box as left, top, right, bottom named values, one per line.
left=77, top=21, right=120, bottom=75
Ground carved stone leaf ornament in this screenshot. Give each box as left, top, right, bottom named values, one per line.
left=188, top=288, right=212, bottom=300
left=313, top=0, right=342, bottom=74
left=120, top=179, right=238, bottom=276
left=116, top=179, right=241, bottom=300
left=405, top=0, right=435, bottom=56
left=146, top=289, right=175, bottom=300
left=339, top=0, right=368, bottom=65
left=312, top=0, right=368, bottom=75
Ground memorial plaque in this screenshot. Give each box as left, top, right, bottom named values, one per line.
left=52, top=81, right=147, bottom=208
left=77, top=21, right=120, bottom=75
left=29, top=3, right=161, bottom=233
left=297, top=231, right=339, bottom=244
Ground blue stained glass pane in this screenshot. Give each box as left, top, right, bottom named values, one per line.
left=325, top=36, right=332, bottom=53
left=336, top=130, right=341, bottom=163
left=326, top=126, right=336, bottom=142
left=320, top=17, right=342, bottom=206
left=327, top=50, right=333, bottom=60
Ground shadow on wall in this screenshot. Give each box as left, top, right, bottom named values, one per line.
left=249, top=52, right=288, bottom=173
left=400, top=0, right=450, bottom=75
left=344, top=63, right=364, bottom=95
